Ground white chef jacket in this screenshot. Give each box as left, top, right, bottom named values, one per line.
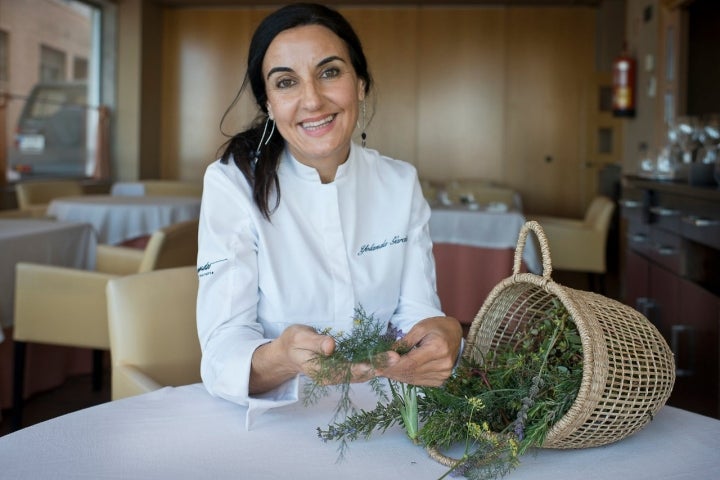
left=196, top=141, right=444, bottom=427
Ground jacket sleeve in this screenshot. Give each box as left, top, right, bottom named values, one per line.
left=196, top=162, right=300, bottom=427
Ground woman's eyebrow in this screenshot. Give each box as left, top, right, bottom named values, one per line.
left=266, top=66, right=293, bottom=80
left=317, top=55, right=345, bottom=67
left=266, top=56, right=346, bottom=80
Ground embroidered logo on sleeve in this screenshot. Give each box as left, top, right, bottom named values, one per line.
left=197, top=258, right=228, bottom=277
left=357, top=234, right=407, bottom=256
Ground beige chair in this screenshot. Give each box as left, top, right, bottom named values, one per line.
left=15, top=180, right=83, bottom=216
left=140, top=180, right=202, bottom=198
left=11, top=219, right=199, bottom=430
left=107, top=266, right=201, bottom=400
left=528, top=196, right=616, bottom=292
left=95, top=219, right=200, bottom=275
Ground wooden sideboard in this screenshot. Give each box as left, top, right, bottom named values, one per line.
left=620, top=176, right=719, bottom=418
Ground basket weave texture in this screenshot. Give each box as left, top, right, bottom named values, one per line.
left=464, top=221, right=675, bottom=449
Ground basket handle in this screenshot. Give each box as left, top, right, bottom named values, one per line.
left=512, top=220, right=553, bottom=279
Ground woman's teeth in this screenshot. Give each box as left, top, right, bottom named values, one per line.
left=302, top=114, right=335, bottom=129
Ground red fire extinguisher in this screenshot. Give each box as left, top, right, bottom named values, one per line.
left=612, top=46, right=636, bottom=117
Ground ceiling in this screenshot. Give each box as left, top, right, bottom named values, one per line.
left=154, top=1, right=603, bottom=7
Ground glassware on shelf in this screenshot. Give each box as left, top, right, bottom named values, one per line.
left=637, top=145, right=680, bottom=180
left=674, top=115, right=702, bottom=164
left=700, top=115, right=720, bottom=186
left=656, top=146, right=679, bottom=179
left=659, top=114, right=720, bottom=184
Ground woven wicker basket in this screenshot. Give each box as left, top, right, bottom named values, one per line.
left=431, top=221, right=675, bottom=463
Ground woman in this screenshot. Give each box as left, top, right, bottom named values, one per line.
left=196, top=3, right=462, bottom=426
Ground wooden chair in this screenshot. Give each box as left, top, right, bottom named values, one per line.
left=11, top=219, right=199, bottom=430
left=106, top=266, right=201, bottom=400
left=528, top=196, right=616, bottom=293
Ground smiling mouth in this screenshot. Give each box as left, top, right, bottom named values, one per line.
left=301, top=114, right=336, bottom=130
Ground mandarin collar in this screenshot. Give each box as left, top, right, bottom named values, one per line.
left=280, top=142, right=358, bottom=184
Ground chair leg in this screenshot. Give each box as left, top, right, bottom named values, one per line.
left=92, top=349, right=104, bottom=391
left=12, top=341, right=27, bottom=432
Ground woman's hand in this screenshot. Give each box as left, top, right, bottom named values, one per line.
left=374, top=316, right=463, bottom=386
left=250, top=316, right=462, bottom=394
left=249, top=324, right=335, bottom=394
left=249, top=324, right=377, bottom=394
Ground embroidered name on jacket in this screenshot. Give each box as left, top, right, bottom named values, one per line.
left=357, top=235, right=407, bottom=256
left=197, top=258, right=229, bottom=277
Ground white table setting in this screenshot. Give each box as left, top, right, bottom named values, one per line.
left=46, top=194, right=201, bottom=245
left=428, top=198, right=541, bottom=327
left=429, top=203, right=541, bottom=275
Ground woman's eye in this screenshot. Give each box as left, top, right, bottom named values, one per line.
left=320, top=67, right=340, bottom=79
left=276, top=78, right=296, bottom=89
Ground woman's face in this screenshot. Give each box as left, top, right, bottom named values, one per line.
left=263, top=24, right=365, bottom=179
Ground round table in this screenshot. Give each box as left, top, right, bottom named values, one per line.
left=47, top=194, right=201, bottom=245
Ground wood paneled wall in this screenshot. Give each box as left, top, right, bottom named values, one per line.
left=160, top=6, right=595, bottom=216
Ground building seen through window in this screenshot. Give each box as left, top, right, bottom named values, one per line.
left=1, top=0, right=106, bottom=182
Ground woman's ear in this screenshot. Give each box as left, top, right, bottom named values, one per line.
left=357, top=79, right=366, bottom=101
left=267, top=104, right=274, bottom=120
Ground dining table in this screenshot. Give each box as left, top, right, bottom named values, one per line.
left=0, top=382, right=717, bottom=479
left=46, top=194, right=202, bottom=245
left=0, top=218, right=98, bottom=409
left=429, top=205, right=541, bottom=327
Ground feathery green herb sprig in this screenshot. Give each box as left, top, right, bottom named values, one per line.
left=304, top=306, right=411, bottom=421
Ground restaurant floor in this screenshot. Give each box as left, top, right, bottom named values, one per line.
left=0, top=270, right=619, bottom=439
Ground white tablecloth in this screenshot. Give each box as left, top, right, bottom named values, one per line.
left=47, top=195, right=201, bottom=245
left=0, top=382, right=717, bottom=479
left=429, top=206, right=541, bottom=274
left=0, top=219, right=97, bottom=334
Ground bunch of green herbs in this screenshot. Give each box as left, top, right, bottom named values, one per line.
left=312, top=300, right=583, bottom=480
left=303, top=306, right=411, bottom=421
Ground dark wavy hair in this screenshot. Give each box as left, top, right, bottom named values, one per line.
left=219, top=3, right=373, bottom=220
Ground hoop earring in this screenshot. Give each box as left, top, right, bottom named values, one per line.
left=252, top=116, right=276, bottom=163
left=360, top=100, right=367, bottom=148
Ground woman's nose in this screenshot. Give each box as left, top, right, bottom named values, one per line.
left=300, top=80, right=322, bottom=110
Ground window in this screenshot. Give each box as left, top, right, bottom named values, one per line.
left=0, top=0, right=115, bottom=182
left=73, top=56, right=88, bottom=80
left=4, top=0, right=115, bottom=183
left=40, top=45, right=67, bottom=82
